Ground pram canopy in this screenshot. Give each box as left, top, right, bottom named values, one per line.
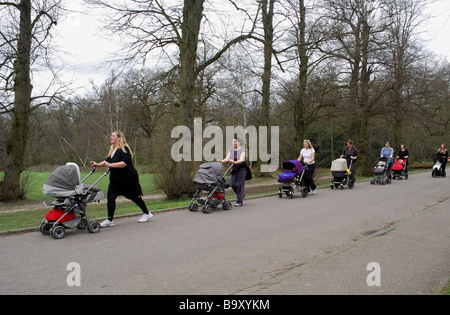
left=193, top=162, right=224, bottom=185
left=330, top=158, right=348, bottom=172
left=43, top=163, right=82, bottom=197
left=282, top=160, right=303, bottom=174
left=43, top=163, right=101, bottom=199
left=278, top=160, right=303, bottom=183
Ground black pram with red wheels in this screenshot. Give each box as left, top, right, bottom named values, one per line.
left=40, top=163, right=109, bottom=239
left=189, top=162, right=233, bottom=214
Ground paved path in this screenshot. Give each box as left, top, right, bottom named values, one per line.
left=0, top=172, right=448, bottom=295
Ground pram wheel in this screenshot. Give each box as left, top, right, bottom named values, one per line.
left=222, top=201, right=232, bottom=210
left=203, top=205, right=213, bottom=214
left=77, top=218, right=88, bottom=230
left=39, top=219, right=52, bottom=235
left=189, top=203, right=198, bottom=212
left=51, top=225, right=65, bottom=239
left=348, top=180, right=355, bottom=189
left=301, top=187, right=308, bottom=198
left=88, top=221, right=101, bottom=233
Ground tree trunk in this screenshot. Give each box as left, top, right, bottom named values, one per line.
left=357, top=19, right=372, bottom=175
left=176, top=0, right=204, bottom=196
left=293, top=0, right=308, bottom=149
left=259, top=0, right=274, bottom=129
left=1, top=0, right=32, bottom=201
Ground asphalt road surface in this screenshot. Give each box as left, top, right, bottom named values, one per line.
left=0, top=172, right=449, bottom=295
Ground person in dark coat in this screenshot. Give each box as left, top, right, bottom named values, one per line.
left=396, top=144, right=409, bottom=172
left=90, top=131, right=152, bottom=227
left=435, top=144, right=448, bottom=172
left=340, top=139, right=359, bottom=184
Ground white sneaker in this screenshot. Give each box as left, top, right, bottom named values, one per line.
left=311, top=189, right=316, bottom=195
left=100, top=219, right=115, bottom=227
left=138, top=213, right=153, bottom=223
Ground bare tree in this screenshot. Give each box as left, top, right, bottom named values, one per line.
left=121, top=68, right=175, bottom=152
left=317, top=0, right=388, bottom=173
left=382, top=0, right=432, bottom=145
left=0, top=0, right=63, bottom=200
left=85, top=0, right=259, bottom=197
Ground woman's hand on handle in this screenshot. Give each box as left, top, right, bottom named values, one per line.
left=90, top=161, right=108, bottom=167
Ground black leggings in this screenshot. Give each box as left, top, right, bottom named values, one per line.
left=107, top=192, right=149, bottom=221
left=304, top=163, right=317, bottom=191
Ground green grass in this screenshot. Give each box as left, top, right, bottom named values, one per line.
left=439, top=279, right=450, bottom=295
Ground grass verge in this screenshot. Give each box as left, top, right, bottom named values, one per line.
left=439, top=279, right=450, bottom=295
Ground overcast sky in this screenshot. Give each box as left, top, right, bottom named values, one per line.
left=421, top=0, right=450, bottom=58
left=50, top=0, right=450, bottom=95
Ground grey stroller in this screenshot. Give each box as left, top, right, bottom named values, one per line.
left=188, top=162, right=233, bottom=214
left=40, top=163, right=109, bottom=239
left=371, top=157, right=391, bottom=185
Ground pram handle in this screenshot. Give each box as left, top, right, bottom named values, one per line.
left=82, top=168, right=110, bottom=196
left=81, top=167, right=97, bottom=183
left=225, top=164, right=233, bottom=174
left=340, top=154, right=357, bottom=160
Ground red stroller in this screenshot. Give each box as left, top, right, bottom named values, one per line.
left=391, top=158, right=408, bottom=180
left=40, top=163, right=109, bottom=239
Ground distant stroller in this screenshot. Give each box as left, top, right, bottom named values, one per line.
left=189, top=162, right=233, bottom=214
left=277, top=160, right=308, bottom=198
left=432, top=156, right=446, bottom=178
left=330, top=157, right=355, bottom=189
left=40, top=163, right=109, bottom=239
left=371, top=157, right=391, bottom=185
left=392, top=158, right=408, bottom=180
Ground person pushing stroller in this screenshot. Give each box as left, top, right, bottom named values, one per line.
left=340, top=139, right=359, bottom=185
left=380, top=141, right=394, bottom=179
left=220, top=136, right=247, bottom=207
